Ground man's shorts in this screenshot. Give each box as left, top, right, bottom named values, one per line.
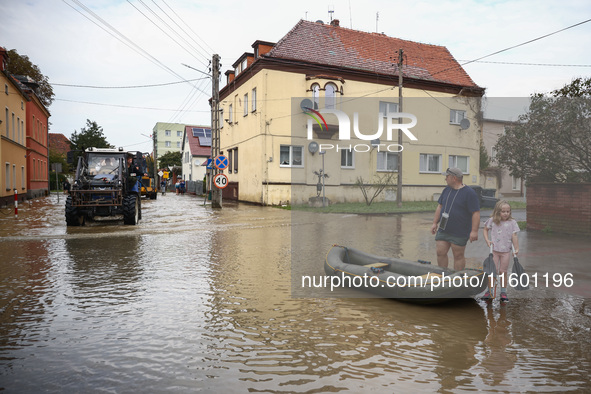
left=435, top=230, right=469, bottom=246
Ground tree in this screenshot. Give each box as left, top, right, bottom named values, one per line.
left=355, top=172, right=397, bottom=206
left=49, top=148, right=70, bottom=174
left=70, top=119, right=113, bottom=151
left=158, top=151, right=182, bottom=170
left=479, top=141, right=490, bottom=170
left=494, top=78, right=591, bottom=183
left=5, top=49, right=54, bottom=107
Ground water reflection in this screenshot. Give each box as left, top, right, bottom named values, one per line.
left=61, top=236, right=143, bottom=310
left=481, top=305, right=516, bottom=385
left=0, top=195, right=590, bottom=392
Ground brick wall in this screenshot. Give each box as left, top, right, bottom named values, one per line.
left=527, top=183, right=591, bottom=235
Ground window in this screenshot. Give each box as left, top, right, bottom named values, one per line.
left=512, top=176, right=521, bottom=191
left=450, top=110, right=466, bottom=125
left=448, top=155, right=469, bottom=174
left=220, top=109, right=224, bottom=128
left=5, top=108, right=8, bottom=137
left=377, top=152, right=398, bottom=171
left=251, top=88, right=257, bottom=112
left=341, top=149, right=354, bottom=168
left=244, top=93, right=248, bottom=116
left=228, top=104, right=233, bottom=123
left=233, top=148, right=238, bottom=173
left=165, top=141, right=171, bottom=147
left=279, top=145, right=303, bottom=167
left=311, top=84, right=320, bottom=109
left=420, top=154, right=442, bottom=173
left=176, top=141, right=181, bottom=148
left=325, top=83, right=337, bottom=109
left=12, top=113, right=15, bottom=140
left=165, top=130, right=171, bottom=136
left=21, top=166, right=25, bottom=189
left=228, top=150, right=233, bottom=173
left=5, top=163, right=9, bottom=190
left=379, top=101, right=399, bottom=118
left=491, top=147, right=497, bottom=162
left=177, top=131, right=182, bottom=137
left=4, top=84, right=7, bottom=95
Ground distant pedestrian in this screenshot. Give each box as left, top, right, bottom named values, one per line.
left=482, top=200, right=520, bottom=302
left=175, top=180, right=180, bottom=195
left=180, top=180, right=186, bottom=195
left=63, top=179, right=71, bottom=194
left=160, top=180, right=166, bottom=195
left=430, top=167, right=480, bottom=271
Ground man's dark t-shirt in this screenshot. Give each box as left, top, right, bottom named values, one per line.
left=437, top=186, right=480, bottom=238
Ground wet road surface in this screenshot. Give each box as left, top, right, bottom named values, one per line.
left=0, top=193, right=590, bottom=392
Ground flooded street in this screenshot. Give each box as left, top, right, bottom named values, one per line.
left=1, top=194, right=590, bottom=392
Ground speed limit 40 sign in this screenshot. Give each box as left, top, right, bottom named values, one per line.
left=213, top=173, right=228, bottom=189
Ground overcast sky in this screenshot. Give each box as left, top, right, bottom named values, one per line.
left=1, top=0, right=590, bottom=151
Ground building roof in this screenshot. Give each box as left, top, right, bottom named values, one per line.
left=184, top=125, right=211, bottom=157
left=49, top=133, right=71, bottom=155
left=266, top=19, right=480, bottom=89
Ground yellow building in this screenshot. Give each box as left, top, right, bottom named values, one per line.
left=219, top=20, right=484, bottom=206
left=0, top=48, right=28, bottom=206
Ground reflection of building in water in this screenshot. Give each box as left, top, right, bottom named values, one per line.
left=0, top=240, right=50, bottom=352
left=480, top=305, right=516, bottom=385
left=206, top=213, right=488, bottom=391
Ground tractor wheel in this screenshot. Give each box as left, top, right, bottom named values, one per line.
left=123, top=194, right=140, bottom=225
left=65, top=196, right=85, bottom=226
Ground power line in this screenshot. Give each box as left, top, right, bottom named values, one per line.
left=64, top=0, right=206, bottom=95
left=127, top=0, right=210, bottom=67
left=433, top=18, right=591, bottom=77
left=457, top=60, right=591, bottom=67
left=51, top=78, right=207, bottom=89
left=55, top=98, right=210, bottom=112
left=160, top=0, right=216, bottom=54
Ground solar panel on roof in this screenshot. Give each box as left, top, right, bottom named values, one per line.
left=192, top=128, right=212, bottom=146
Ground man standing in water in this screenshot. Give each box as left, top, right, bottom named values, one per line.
left=430, top=167, right=480, bottom=271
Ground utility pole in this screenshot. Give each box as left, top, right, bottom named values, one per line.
left=211, top=54, right=222, bottom=208
left=153, top=133, right=158, bottom=186
left=397, top=49, right=403, bottom=208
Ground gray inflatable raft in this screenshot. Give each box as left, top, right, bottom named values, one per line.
left=324, top=245, right=487, bottom=304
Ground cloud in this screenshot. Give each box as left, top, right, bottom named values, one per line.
left=1, top=0, right=590, bottom=149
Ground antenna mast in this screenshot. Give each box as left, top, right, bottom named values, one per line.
left=376, top=12, right=379, bottom=32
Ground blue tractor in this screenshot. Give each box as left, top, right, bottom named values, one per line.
left=65, top=148, right=146, bottom=226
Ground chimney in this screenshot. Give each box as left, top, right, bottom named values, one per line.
left=0, top=47, right=7, bottom=71
left=330, top=19, right=340, bottom=27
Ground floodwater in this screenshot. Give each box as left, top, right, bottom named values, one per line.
left=0, top=193, right=590, bottom=392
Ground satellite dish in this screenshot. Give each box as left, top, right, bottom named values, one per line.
left=300, top=99, right=314, bottom=113
left=316, top=20, right=324, bottom=24
left=308, top=141, right=319, bottom=154
left=459, top=118, right=470, bottom=130
left=194, top=160, right=200, bottom=166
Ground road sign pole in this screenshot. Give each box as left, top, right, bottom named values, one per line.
left=211, top=54, right=222, bottom=208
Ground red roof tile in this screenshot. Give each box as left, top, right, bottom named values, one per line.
left=48, top=133, right=71, bottom=156
left=267, top=20, right=480, bottom=88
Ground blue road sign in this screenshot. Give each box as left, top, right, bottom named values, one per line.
left=214, top=155, right=228, bottom=170
left=205, top=158, right=213, bottom=169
